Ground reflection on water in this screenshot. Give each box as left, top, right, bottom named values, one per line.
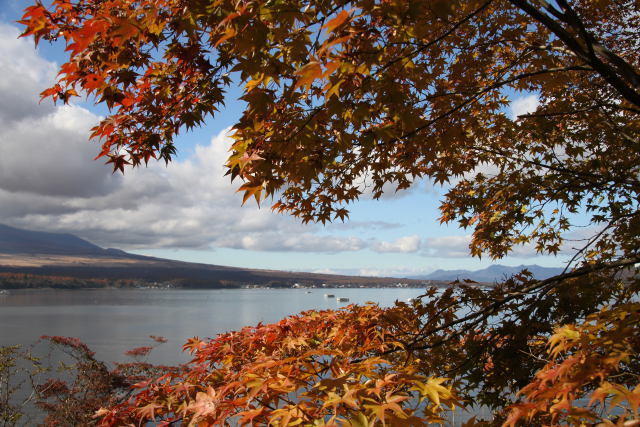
left=0, top=288, right=425, bottom=365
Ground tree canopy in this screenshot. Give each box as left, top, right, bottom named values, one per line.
left=18, top=0, right=640, bottom=425
left=20, top=0, right=640, bottom=261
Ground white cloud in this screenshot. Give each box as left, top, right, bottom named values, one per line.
left=324, top=220, right=402, bottom=231
left=215, top=231, right=367, bottom=253
left=371, top=235, right=421, bottom=253
left=309, top=266, right=433, bottom=278
left=0, top=123, right=367, bottom=253
left=2, top=126, right=376, bottom=253
left=422, top=233, right=569, bottom=259
left=309, top=267, right=340, bottom=275
left=0, top=105, right=121, bottom=197
left=510, top=94, right=540, bottom=120
left=355, top=267, right=414, bottom=278
left=422, top=235, right=471, bottom=258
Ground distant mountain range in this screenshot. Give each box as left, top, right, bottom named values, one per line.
left=0, top=224, right=431, bottom=289
left=411, top=264, right=564, bottom=283
left=0, top=223, right=560, bottom=287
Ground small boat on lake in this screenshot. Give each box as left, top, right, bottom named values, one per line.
left=324, top=294, right=335, bottom=298
left=337, top=297, right=349, bottom=302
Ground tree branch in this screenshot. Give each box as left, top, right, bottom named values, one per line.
left=508, top=0, right=640, bottom=109
left=408, top=255, right=640, bottom=352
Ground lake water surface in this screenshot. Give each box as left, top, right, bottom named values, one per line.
left=0, top=287, right=425, bottom=365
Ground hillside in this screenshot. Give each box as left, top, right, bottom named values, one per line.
left=0, top=224, right=127, bottom=257
left=0, top=224, right=437, bottom=289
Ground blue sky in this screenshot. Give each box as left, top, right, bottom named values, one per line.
left=0, top=3, right=567, bottom=277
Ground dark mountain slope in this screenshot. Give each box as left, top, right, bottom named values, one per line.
left=0, top=224, right=118, bottom=256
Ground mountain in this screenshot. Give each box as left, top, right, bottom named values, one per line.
left=0, top=224, right=128, bottom=256
left=0, top=224, right=433, bottom=289
left=411, top=264, right=564, bottom=283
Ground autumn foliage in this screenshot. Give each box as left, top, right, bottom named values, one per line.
left=505, top=304, right=640, bottom=426
left=16, top=0, right=640, bottom=425
left=99, top=302, right=462, bottom=426
left=84, top=269, right=636, bottom=426
left=0, top=335, right=174, bottom=426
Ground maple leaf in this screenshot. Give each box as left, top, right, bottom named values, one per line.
left=136, top=402, right=162, bottom=421
left=294, top=62, right=323, bottom=91
left=236, top=407, right=265, bottom=425
left=187, top=387, right=218, bottom=421
left=83, top=73, right=105, bottom=91
left=322, top=10, right=351, bottom=33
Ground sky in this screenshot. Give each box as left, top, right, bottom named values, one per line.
left=0, top=3, right=568, bottom=277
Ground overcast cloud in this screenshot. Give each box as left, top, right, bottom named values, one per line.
left=0, top=25, right=120, bottom=198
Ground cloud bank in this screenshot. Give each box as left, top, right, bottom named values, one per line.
left=0, top=24, right=423, bottom=255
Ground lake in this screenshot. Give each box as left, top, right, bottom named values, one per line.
left=0, top=287, right=426, bottom=365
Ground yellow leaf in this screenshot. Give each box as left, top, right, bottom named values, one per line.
left=324, top=80, right=342, bottom=100
left=344, top=412, right=370, bottom=427
left=294, top=62, right=323, bottom=91
left=214, top=27, right=236, bottom=47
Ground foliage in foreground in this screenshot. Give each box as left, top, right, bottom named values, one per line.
left=15, top=0, right=640, bottom=424
left=90, top=268, right=637, bottom=426
left=0, top=335, right=174, bottom=427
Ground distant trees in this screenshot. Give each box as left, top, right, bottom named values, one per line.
left=18, top=0, right=640, bottom=425
left=0, top=273, right=104, bottom=289
left=0, top=273, right=152, bottom=289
